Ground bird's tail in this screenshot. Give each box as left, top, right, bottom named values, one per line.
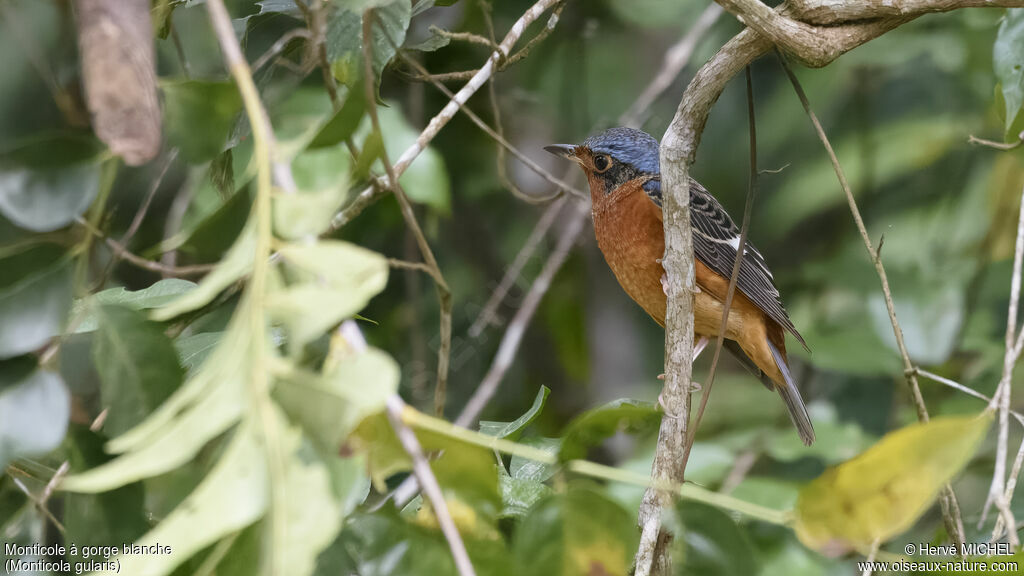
left=767, top=339, right=815, bottom=446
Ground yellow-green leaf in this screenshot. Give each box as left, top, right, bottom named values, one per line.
left=794, top=414, right=992, bottom=555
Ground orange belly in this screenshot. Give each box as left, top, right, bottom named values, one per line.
left=591, top=181, right=784, bottom=386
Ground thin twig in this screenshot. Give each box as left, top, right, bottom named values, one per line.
left=910, top=367, right=1024, bottom=425
left=776, top=49, right=967, bottom=549
left=393, top=49, right=583, bottom=200
left=969, top=132, right=1024, bottom=151
left=11, top=477, right=65, bottom=535
left=386, top=396, right=477, bottom=576
left=621, top=3, right=724, bottom=127
left=469, top=197, right=568, bottom=336
left=408, top=3, right=565, bottom=83
left=75, top=216, right=215, bottom=277
left=252, top=27, right=311, bottom=72
left=364, top=11, right=452, bottom=418
left=330, top=0, right=564, bottom=231
left=983, top=185, right=1024, bottom=547
left=456, top=201, right=587, bottom=428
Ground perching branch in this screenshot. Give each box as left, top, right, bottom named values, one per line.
left=787, top=0, right=1024, bottom=26
left=636, top=28, right=766, bottom=576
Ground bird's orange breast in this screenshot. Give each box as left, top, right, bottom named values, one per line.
left=591, top=178, right=668, bottom=326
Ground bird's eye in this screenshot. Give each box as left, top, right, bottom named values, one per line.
left=593, top=154, right=611, bottom=173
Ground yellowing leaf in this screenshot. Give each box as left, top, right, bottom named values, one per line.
left=794, top=414, right=992, bottom=555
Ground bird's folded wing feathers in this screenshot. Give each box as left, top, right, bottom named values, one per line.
left=645, top=176, right=808, bottom=350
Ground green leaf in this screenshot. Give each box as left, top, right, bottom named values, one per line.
left=73, top=279, right=198, bottom=332
left=0, top=363, right=69, bottom=469
left=367, top=103, right=451, bottom=213
left=0, top=257, right=71, bottom=359
left=268, top=240, right=388, bottom=348
left=273, top=146, right=351, bottom=239
left=479, top=386, right=549, bottom=440
left=309, top=88, right=366, bottom=149
left=677, top=502, right=759, bottom=576
left=342, top=509, right=515, bottom=576
left=0, top=134, right=103, bottom=232
left=278, top=415, right=345, bottom=576
left=152, top=222, right=255, bottom=321
left=326, top=1, right=412, bottom=89
left=109, top=423, right=268, bottom=576
left=995, top=9, right=1024, bottom=138
left=509, top=437, right=560, bottom=482
left=407, top=27, right=451, bottom=52
left=274, top=347, right=399, bottom=449
left=62, top=322, right=250, bottom=492
left=162, top=80, right=243, bottom=163
left=498, top=466, right=550, bottom=519
left=175, top=185, right=253, bottom=261
left=92, top=304, right=185, bottom=437
left=512, top=486, right=639, bottom=576
left=795, top=414, right=992, bottom=554
left=558, top=399, right=661, bottom=461
left=354, top=129, right=384, bottom=180
left=63, top=425, right=149, bottom=559
left=174, top=332, right=223, bottom=376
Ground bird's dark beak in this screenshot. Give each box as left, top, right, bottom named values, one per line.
left=544, top=144, right=577, bottom=160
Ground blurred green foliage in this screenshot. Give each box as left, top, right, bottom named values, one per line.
left=1, top=1, right=1023, bottom=575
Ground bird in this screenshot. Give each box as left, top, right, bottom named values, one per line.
left=545, top=126, right=815, bottom=446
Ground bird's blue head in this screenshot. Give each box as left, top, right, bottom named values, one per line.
left=545, top=127, right=661, bottom=200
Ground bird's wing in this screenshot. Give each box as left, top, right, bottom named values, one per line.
left=643, top=176, right=808, bottom=350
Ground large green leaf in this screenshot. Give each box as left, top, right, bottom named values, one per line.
left=558, top=399, right=661, bottom=461
left=795, top=414, right=992, bottom=554
left=0, top=134, right=103, bottom=232
left=92, top=304, right=185, bottom=437
left=274, top=347, right=399, bottom=449
left=107, top=423, right=268, bottom=576
left=162, top=80, right=243, bottom=163
left=0, top=256, right=71, bottom=359
left=308, top=86, right=366, bottom=149
left=0, top=362, right=69, bottom=469
left=62, top=319, right=251, bottom=492
left=994, top=9, right=1024, bottom=138
left=268, top=240, right=388, bottom=349
left=512, top=486, right=639, bottom=576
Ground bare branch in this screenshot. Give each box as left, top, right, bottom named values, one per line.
left=386, top=396, right=477, bottom=576
left=455, top=201, right=588, bottom=428
left=330, top=0, right=564, bottom=230
left=636, top=29, right=768, bottom=576
left=469, top=197, right=568, bottom=336
left=788, top=0, right=1024, bottom=26
left=394, top=49, right=585, bottom=201
left=621, top=3, right=724, bottom=127
left=75, top=216, right=215, bottom=277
